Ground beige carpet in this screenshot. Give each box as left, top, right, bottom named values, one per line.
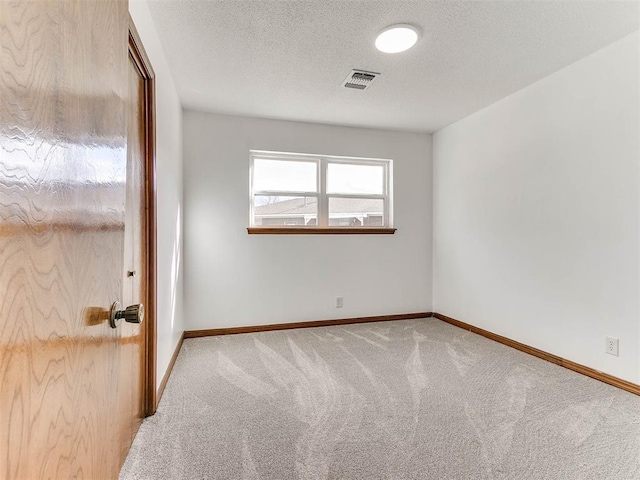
left=120, top=318, right=640, bottom=479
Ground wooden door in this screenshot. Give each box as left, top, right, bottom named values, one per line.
left=0, top=1, right=146, bottom=477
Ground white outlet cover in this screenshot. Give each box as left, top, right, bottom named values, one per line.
left=606, top=336, right=619, bottom=356
left=336, top=297, right=343, bottom=308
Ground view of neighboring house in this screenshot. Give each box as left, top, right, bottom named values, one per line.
left=254, top=197, right=384, bottom=226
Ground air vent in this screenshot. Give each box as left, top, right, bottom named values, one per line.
left=342, top=69, right=380, bottom=90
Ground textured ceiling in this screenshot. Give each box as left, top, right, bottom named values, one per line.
left=147, top=0, right=639, bottom=133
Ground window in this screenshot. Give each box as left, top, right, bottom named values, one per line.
left=249, top=151, right=393, bottom=233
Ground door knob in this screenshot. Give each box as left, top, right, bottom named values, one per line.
left=109, top=301, right=145, bottom=328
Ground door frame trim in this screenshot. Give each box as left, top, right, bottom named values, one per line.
left=128, top=16, right=158, bottom=416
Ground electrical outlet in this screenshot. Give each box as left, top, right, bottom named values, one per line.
left=336, top=296, right=343, bottom=308
left=606, top=337, right=619, bottom=356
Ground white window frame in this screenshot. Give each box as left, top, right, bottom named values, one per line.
left=249, top=150, right=393, bottom=229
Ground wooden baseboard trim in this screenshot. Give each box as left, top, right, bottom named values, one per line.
left=434, top=312, right=640, bottom=396
left=154, top=332, right=185, bottom=411
left=184, top=312, right=433, bottom=338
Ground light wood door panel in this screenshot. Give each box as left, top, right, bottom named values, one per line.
left=0, top=1, right=145, bottom=477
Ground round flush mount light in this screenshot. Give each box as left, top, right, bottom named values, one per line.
left=375, top=24, right=420, bottom=53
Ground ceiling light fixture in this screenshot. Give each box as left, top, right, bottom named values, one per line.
left=375, top=24, right=420, bottom=54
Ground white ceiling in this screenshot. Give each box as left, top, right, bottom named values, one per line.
left=148, top=0, right=639, bottom=133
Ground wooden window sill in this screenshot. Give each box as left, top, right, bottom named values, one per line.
left=247, top=227, right=397, bottom=235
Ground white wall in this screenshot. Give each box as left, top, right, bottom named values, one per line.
left=433, top=32, right=639, bottom=383
left=183, top=112, right=432, bottom=330
left=129, top=0, right=184, bottom=390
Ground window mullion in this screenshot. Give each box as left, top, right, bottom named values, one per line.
left=319, top=159, right=328, bottom=227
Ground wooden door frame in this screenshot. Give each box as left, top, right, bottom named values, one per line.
left=128, top=16, right=158, bottom=416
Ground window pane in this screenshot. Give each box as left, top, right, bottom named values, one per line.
left=253, top=159, right=317, bottom=193
left=327, top=163, right=384, bottom=195
left=253, top=195, right=318, bottom=226
left=328, top=198, right=384, bottom=227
